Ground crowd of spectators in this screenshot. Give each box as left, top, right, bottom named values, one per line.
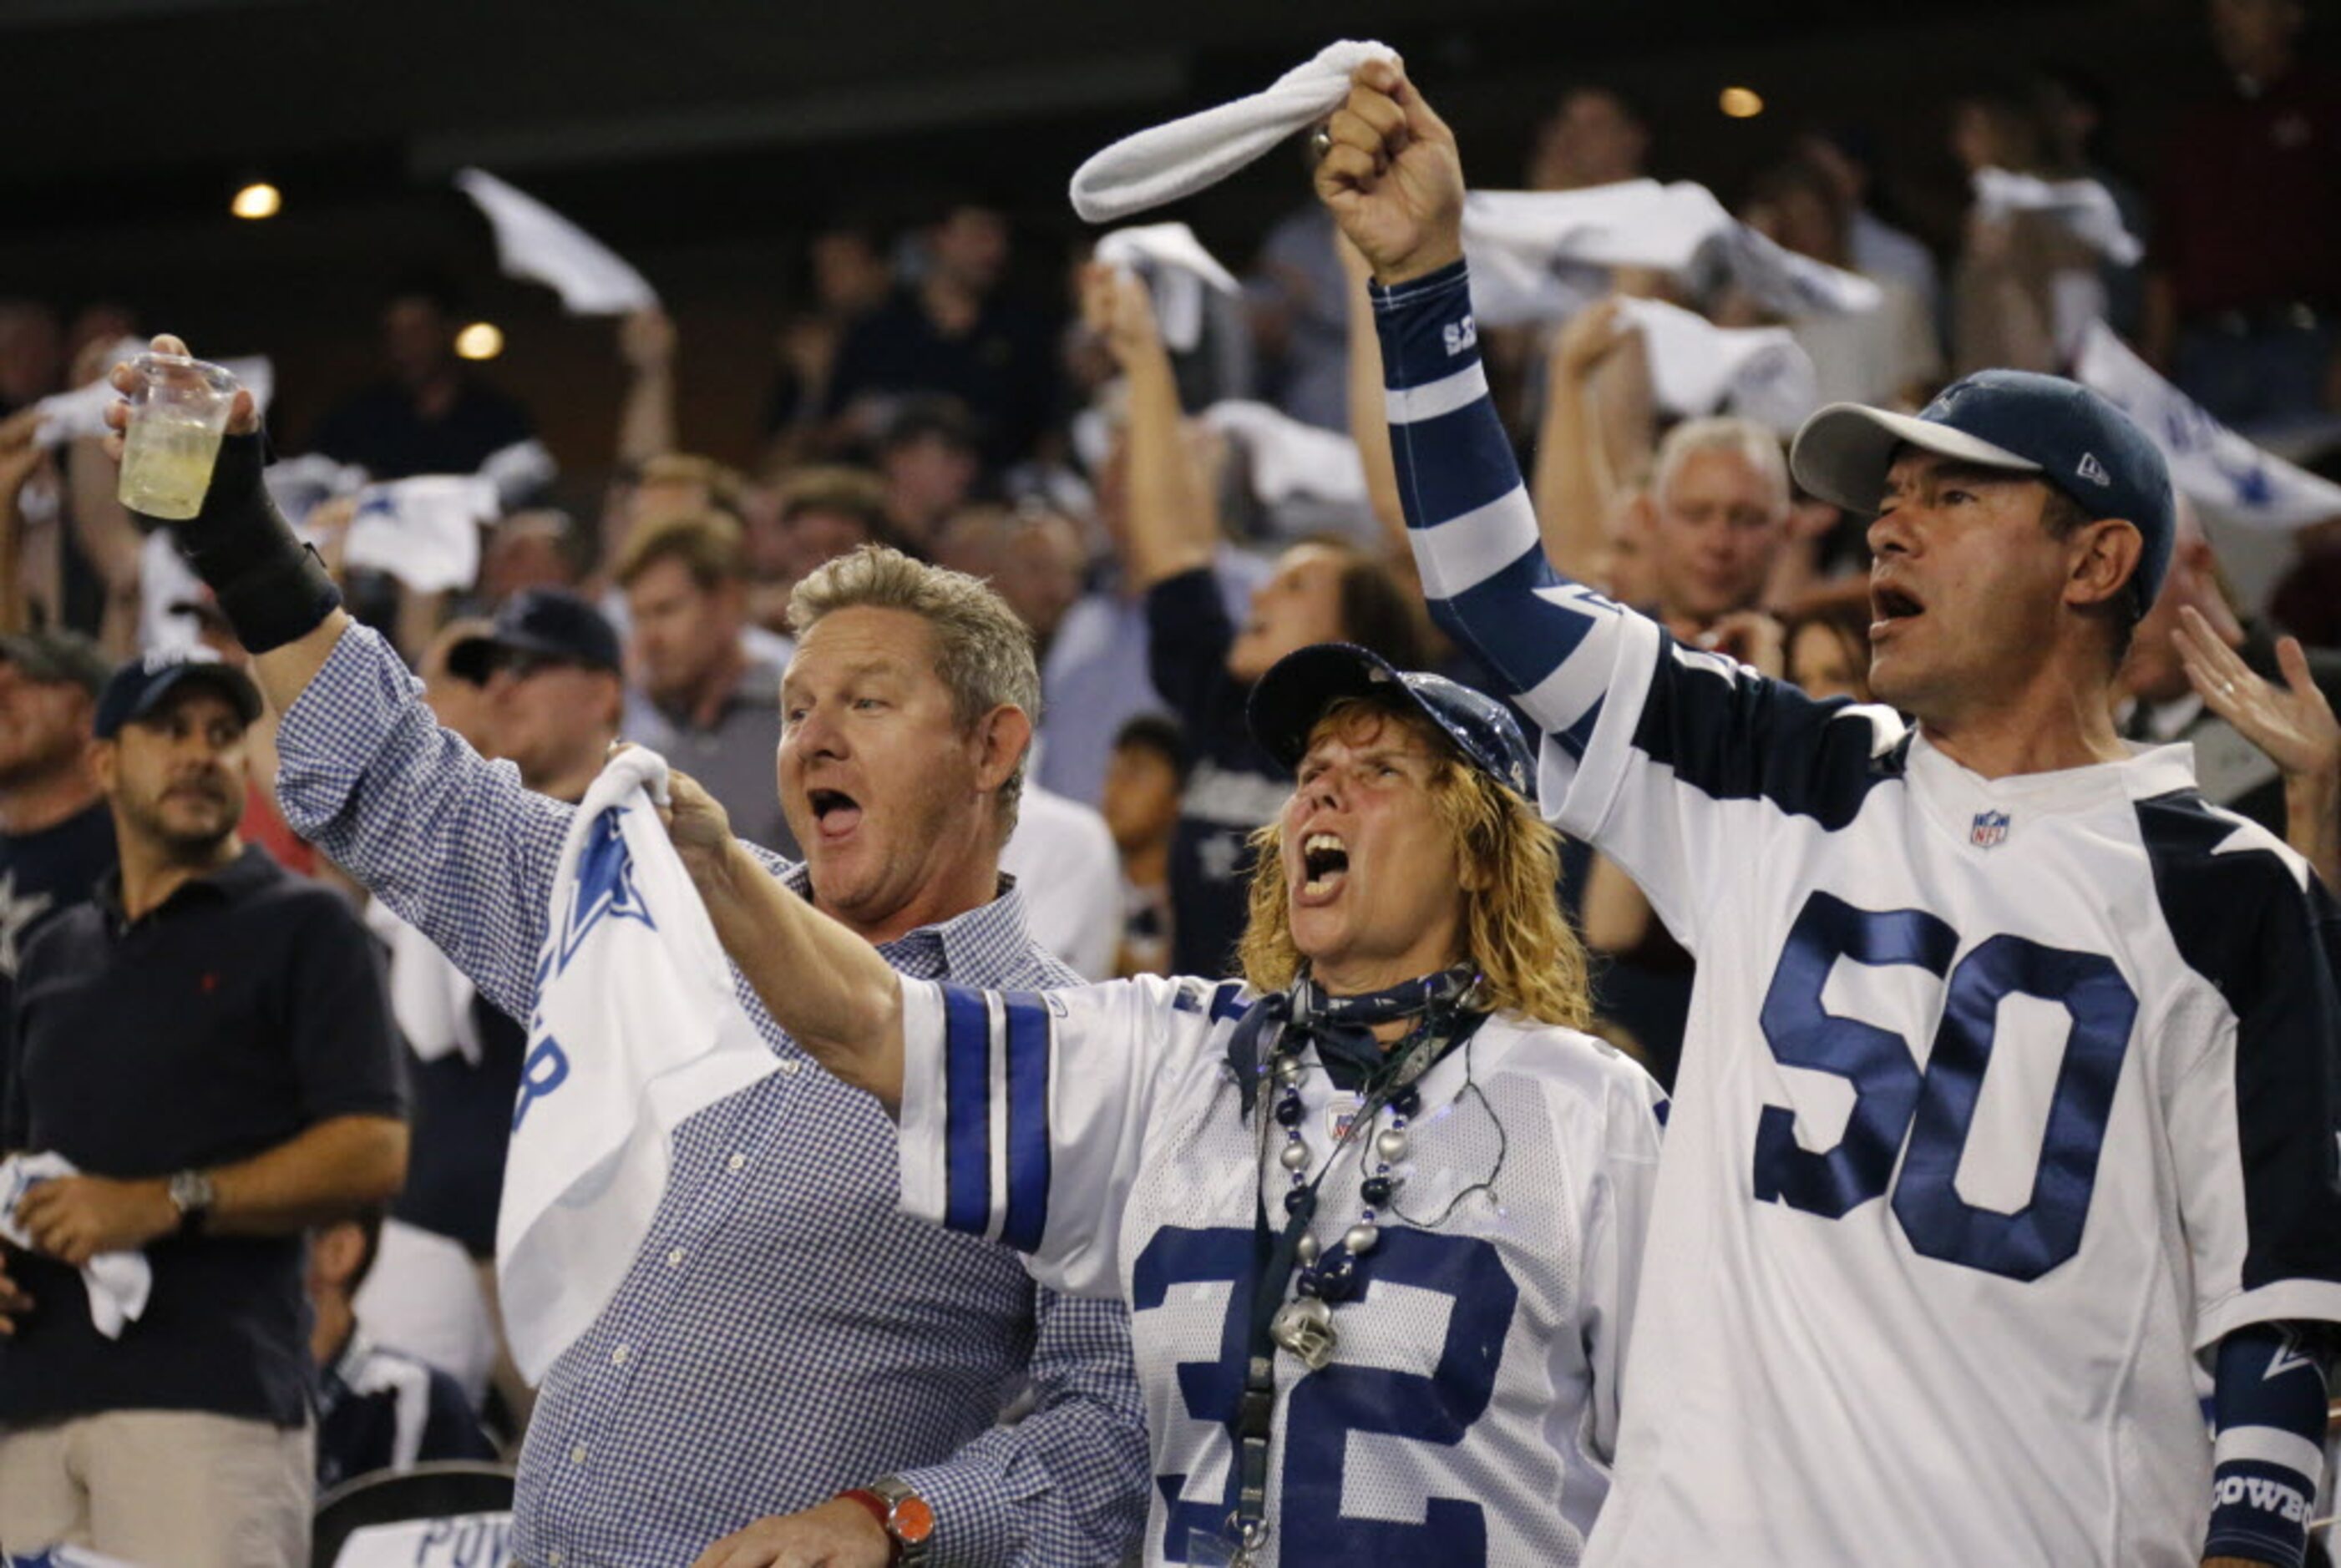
left=0, top=0, right=2337, bottom=1555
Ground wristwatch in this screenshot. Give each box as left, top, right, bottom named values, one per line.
left=165, top=1169, right=215, bottom=1235
left=838, top=1475, right=935, bottom=1565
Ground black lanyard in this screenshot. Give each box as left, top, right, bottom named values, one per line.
left=1218, top=994, right=1484, bottom=1560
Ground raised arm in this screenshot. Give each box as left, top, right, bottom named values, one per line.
left=1316, top=62, right=1886, bottom=953
left=615, top=306, right=680, bottom=468
left=1080, top=262, right=1214, bottom=589
left=666, top=770, right=908, bottom=1110
left=1338, top=231, right=1408, bottom=553
left=0, top=408, right=42, bottom=637
left=1529, top=298, right=1644, bottom=585
left=1314, top=62, right=1639, bottom=716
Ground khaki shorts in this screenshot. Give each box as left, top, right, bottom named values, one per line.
left=0, top=1409, right=312, bottom=1568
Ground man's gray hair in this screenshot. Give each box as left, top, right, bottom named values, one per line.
left=787, top=544, right=1042, bottom=837
left=1653, top=415, right=1791, bottom=521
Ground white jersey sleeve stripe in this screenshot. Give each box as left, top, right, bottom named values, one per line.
left=2215, top=1424, right=2329, bottom=1481
left=1518, top=584, right=1652, bottom=742
left=1411, top=482, right=1539, bottom=602
left=1386, top=360, right=1491, bottom=426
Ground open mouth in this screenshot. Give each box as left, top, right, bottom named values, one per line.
left=1871, top=582, right=1925, bottom=635
left=1300, top=832, right=1350, bottom=898
left=808, top=787, right=864, bottom=840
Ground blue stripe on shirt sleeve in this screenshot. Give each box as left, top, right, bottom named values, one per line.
left=1000, top=991, right=1052, bottom=1253
left=940, top=984, right=995, bottom=1237
left=1388, top=399, right=1527, bottom=533
left=1437, top=541, right=1579, bottom=695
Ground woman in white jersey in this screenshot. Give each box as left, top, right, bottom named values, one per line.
left=666, top=640, right=1665, bottom=1568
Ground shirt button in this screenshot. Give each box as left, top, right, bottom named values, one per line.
left=611, top=1344, right=630, bottom=1366
left=666, top=1247, right=685, bottom=1267
left=727, top=1153, right=747, bottom=1172
left=778, top=1059, right=801, bottom=1075
left=570, top=1444, right=588, bottom=1466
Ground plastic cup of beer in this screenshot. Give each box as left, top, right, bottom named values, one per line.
left=116, top=352, right=241, bottom=522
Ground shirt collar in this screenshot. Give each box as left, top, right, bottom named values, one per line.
left=776, top=864, right=1036, bottom=982
left=94, top=843, right=276, bottom=929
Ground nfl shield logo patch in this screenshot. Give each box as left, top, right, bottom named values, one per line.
left=1970, top=809, right=2010, bottom=849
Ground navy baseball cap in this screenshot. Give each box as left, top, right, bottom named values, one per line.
left=1249, top=644, right=1535, bottom=799
left=94, top=648, right=263, bottom=740
left=446, top=588, right=622, bottom=683
left=1791, top=369, right=2176, bottom=608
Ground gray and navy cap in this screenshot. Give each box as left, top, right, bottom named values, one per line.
left=0, top=630, right=111, bottom=699
left=1791, top=369, right=2176, bottom=608
left=446, top=587, right=623, bottom=682
left=1248, top=643, right=1534, bottom=799
left=94, top=647, right=262, bottom=740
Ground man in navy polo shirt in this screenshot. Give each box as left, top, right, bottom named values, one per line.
left=0, top=650, right=409, bottom=1568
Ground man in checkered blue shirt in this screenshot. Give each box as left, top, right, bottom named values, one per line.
left=101, top=351, right=1148, bottom=1568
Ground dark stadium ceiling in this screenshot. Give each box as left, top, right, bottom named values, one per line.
left=0, top=0, right=2172, bottom=193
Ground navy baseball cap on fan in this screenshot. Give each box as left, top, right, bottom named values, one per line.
left=1249, top=643, right=1535, bottom=799
left=94, top=648, right=263, bottom=739
left=446, top=588, right=622, bottom=683
left=1790, top=369, right=2177, bottom=608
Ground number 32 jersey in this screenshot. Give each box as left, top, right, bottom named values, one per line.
left=1372, top=260, right=2341, bottom=1565
left=894, top=977, right=1668, bottom=1566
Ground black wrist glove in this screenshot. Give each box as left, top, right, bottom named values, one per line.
left=134, top=429, right=342, bottom=654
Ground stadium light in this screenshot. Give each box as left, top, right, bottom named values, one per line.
left=454, top=321, right=504, bottom=361
left=1719, top=87, right=1765, bottom=119
left=231, top=181, right=282, bottom=220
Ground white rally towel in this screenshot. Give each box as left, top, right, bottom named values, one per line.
left=1069, top=39, right=1398, bottom=223
left=1463, top=184, right=1882, bottom=324
left=496, top=747, right=777, bottom=1383
left=1200, top=400, right=1369, bottom=504
left=1093, top=222, right=1243, bottom=352
left=2075, top=321, right=2341, bottom=531
left=1615, top=296, right=1820, bottom=435
left=34, top=341, right=274, bottom=449
left=338, top=474, right=497, bottom=594
left=365, top=900, right=482, bottom=1067
left=455, top=168, right=659, bottom=316
left=1973, top=167, right=2143, bottom=266
left=0, top=1154, right=153, bottom=1339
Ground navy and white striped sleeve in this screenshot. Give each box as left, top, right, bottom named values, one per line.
left=896, top=974, right=1193, bottom=1299
left=1373, top=260, right=1903, bottom=946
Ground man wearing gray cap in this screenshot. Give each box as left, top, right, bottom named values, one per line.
left=1320, top=58, right=2341, bottom=1568
left=0, top=632, right=115, bottom=1001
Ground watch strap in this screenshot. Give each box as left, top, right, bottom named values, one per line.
left=837, top=1490, right=900, bottom=1565
left=838, top=1477, right=932, bottom=1565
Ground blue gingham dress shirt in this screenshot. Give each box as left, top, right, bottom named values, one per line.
left=273, top=622, right=1148, bottom=1568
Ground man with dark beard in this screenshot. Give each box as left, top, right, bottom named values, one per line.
left=0, top=650, right=408, bottom=1568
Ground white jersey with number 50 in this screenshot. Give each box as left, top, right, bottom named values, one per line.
left=1368, top=260, right=2341, bottom=1565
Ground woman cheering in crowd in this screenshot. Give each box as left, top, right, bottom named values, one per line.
left=666, top=639, right=1665, bottom=1567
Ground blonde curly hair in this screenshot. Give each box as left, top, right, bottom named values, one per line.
left=1235, top=695, right=1591, bottom=1029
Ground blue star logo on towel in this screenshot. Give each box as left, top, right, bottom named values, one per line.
left=558, top=806, right=657, bottom=974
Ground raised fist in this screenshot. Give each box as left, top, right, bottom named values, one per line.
left=1310, top=58, right=1467, bottom=286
